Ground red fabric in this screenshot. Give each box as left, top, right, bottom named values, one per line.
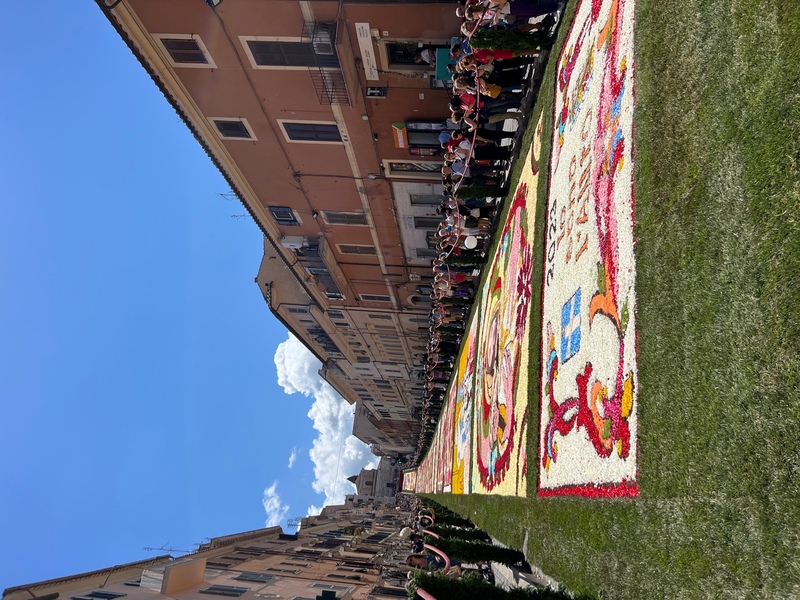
left=471, top=48, right=515, bottom=63
left=459, top=92, right=484, bottom=110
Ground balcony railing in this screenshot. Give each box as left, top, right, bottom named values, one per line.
left=303, top=21, right=351, bottom=106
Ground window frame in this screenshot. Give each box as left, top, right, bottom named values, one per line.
left=413, top=216, right=442, bottom=229
left=209, top=117, right=257, bottom=141
left=72, top=593, right=126, bottom=600
left=153, top=33, right=217, bottom=69
left=381, top=159, right=442, bottom=180
left=199, top=586, right=250, bottom=598
left=410, top=193, right=445, bottom=205
left=322, top=211, right=368, bottom=226
left=239, top=35, right=340, bottom=70
left=277, top=120, right=343, bottom=144
left=376, top=39, right=449, bottom=73
left=360, top=294, right=392, bottom=303
left=308, top=584, right=350, bottom=592
left=233, top=572, right=276, bottom=583
left=337, top=244, right=377, bottom=256
left=268, top=206, right=301, bottom=227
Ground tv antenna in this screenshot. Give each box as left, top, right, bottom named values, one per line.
left=286, top=516, right=304, bottom=530
left=143, top=542, right=194, bottom=555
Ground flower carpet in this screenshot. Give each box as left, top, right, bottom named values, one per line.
left=404, top=0, right=639, bottom=500
left=538, top=0, right=638, bottom=497
left=403, top=115, right=545, bottom=498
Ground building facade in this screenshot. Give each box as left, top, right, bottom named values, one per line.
left=98, top=0, right=461, bottom=455
left=3, top=504, right=415, bottom=600
left=346, top=456, right=401, bottom=504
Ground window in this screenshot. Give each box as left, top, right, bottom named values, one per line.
left=234, top=573, right=275, bottom=583
left=369, top=314, right=392, bottom=320
left=235, top=546, right=270, bottom=556
left=360, top=294, right=391, bottom=302
left=154, top=34, right=216, bottom=68
left=326, top=573, right=362, bottom=581
left=371, top=587, right=408, bottom=597
left=327, top=310, right=345, bottom=319
left=162, top=38, right=207, bottom=63
left=244, top=39, right=339, bottom=68
left=265, top=568, right=300, bottom=574
left=414, top=216, right=442, bottom=229
left=415, top=247, right=438, bottom=258
left=211, top=118, right=256, bottom=140
left=381, top=42, right=447, bottom=71
left=200, top=586, right=249, bottom=597
left=288, top=307, right=309, bottom=314
left=406, top=121, right=449, bottom=148
left=386, top=42, right=426, bottom=67
left=382, top=159, right=442, bottom=180
left=309, top=584, right=350, bottom=591
left=268, top=206, right=300, bottom=226
left=338, top=244, right=376, bottom=255
left=323, top=211, right=368, bottom=226
left=72, top=593, right=126, bottom=600
left=410, top=194, right=444, bottom=205
left=280, top=121, right=342, bottom=143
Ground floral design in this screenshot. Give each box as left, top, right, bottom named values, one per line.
left=405, top=113, right=544, bottom=498
left=474, top=185, right=533, bottom=492
left=451, top=324, right=478, bottom=494
left=539, top=0, right=638, bottom=498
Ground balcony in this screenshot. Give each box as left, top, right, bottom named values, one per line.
left=303, top=21, right=350, bottom=106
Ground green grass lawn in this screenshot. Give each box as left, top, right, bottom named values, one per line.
left=425, top=0, right=800, bottom=596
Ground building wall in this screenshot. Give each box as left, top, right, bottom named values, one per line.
left=4, top=509, right=414, bottom=600
left=100, top=0, right=462, bottom=455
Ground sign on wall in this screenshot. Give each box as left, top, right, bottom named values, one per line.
left=355, top=23, right=380, bottom=81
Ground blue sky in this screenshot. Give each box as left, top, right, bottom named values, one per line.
left=0, top=3, right=374, bottom=589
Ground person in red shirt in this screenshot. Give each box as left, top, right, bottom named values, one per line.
left=470, top=48, right=517, bottom=62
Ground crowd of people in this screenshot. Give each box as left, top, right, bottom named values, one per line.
left=412, top=0, right=564, bottom=463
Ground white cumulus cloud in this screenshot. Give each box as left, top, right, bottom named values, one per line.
left=307, top=505, right=322, bottom=517
left=262, top=480, right=289, bottom=527
left=274, top=334, right=378, bottom=514
left=288, top=447, right=298, bottom=469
